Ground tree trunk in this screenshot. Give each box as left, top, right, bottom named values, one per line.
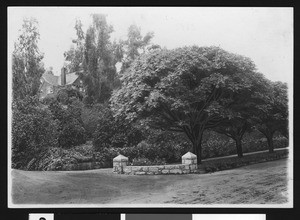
left=267, top=136, right=274, bottom=153
left=235, top=138, right=243, bottom=157
left=183, top=127, right=204, bottom=165
left=196, top=142, right=202, bottom=165
left=191, top=137, right=203, bottom=165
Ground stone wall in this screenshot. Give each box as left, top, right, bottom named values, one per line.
left=113, top=152, right=201, bottom=175
left=122, top=163, right=198, bottom=175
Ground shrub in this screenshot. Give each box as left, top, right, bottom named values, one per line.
left=92, top=136, right=190, bottom=168
left=49, top=99, right=87, bottom=148
left=58, top=118, right=87, bottom=148
left=36, top=145, right=95, bottom=171
left=202, top=131, right=235, bottom=159
left=56, top=87, right=83, bottom=105
left=130, top=157, right=167, bottom=166
left=93, top=106, right=144, bottom=149
left=81, top=104, right=103, bottom=139
left=12, top=96, right=59, bottom=170
left=144, top=130, right=191, bottom=163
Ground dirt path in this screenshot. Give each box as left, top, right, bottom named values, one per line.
left=11, top=159, right=290, bottom=205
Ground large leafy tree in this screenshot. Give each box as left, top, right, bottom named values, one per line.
left=81, top=14, right=118, bottom=104
left=111, top=46, right=257, bottom=163
left=213, top=84, right=259, bottom=157
left=214, top=120, right=250, bottom=158
left=252, top=79, right=288, bottom=152
left=12, top=17, right=44, bottom=100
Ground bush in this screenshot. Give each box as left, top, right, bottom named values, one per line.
left=81, top=104, right=103, bottom=139
left=49, top=99, right=87, bottom=148
left=144, top=130, right=192, bottom=163
left=12, top=96, right=60, bottom=170
left=56, top=87, right=83, bottom=105
left=202, top=131, right=235, bottom=159
left=93, top=106, right=144, bottom=149
left=58, top=118, right=87, bottom=148
left=130, top=157, right=167, bottom=166
left=35, top=145, right=95, bottom=171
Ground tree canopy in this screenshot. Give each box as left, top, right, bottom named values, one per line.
left=118, top=24, right=154, bottom=73
left=251, top=77, right=288, bottom=152
left=12, top=17, right=44, bottom=100
left=111, top=46, right=258, bottom=163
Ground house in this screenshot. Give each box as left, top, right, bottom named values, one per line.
left=39, top=67, right=84, bottom=99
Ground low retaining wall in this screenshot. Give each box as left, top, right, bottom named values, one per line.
left=122, top=164, right=198, bottom=175
left=113, top=152, right=201, bottom=175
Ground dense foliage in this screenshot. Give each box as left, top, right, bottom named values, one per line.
left=118, top=24, right=155, bottom=73
left=251, top=80, right=288, bottom=152
left=48, top=99, right=87, bottom=148
left=92, top=105, right=145, bottom=149
left=111, top=46, right=259, bottom=163
left=12, top=15, right=289, bottom=171
left=12, top=17, right=45, bottom=100
left=12, top=96, right=59, bottom=169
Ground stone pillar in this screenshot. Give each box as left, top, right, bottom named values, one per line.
left=113, top=154, right=128, bottom=173
left=182, top=152, right=197, bottom=172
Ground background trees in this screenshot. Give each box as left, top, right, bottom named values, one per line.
left=64, top=19, right=85, bottom=73
left=80, top=14, right=119, bottom=104
left=110, top=46, right=259, bottom=164
left=251, top=78, right=288, bottom=152
left=12, top=96, right=60, bottom=169
left=11, top=15, right=289, bottom=171
left=118, top=24, right=154, bottom=73
left=12, top=17, right=45, bottom=100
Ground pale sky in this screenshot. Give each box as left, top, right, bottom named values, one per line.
left=8, top=7, right=293, bottom=85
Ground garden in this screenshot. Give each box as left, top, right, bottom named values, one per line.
left=11, top=15, right=289, bottom=173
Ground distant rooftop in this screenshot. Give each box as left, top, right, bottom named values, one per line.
left=42, top=70, right=83, bottom=86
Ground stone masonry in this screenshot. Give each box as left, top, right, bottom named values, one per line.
left=113, top=152, right=200, bottom=175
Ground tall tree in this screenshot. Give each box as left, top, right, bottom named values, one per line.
left=213, top=84, right=258, bottom=157
left=119, top=24, right=154, bottom=73
left=111, top=46, right=257, bottom=164
left=214, top=119, right=251, bottom=157
left=81, top=14, right=117, bottom=104
left=252, top=79, right=288, bottom=152
left=12, top=17, right=44, bottom=100
left=64, top=19, right=85, bottom=73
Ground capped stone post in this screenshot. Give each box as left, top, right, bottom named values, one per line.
left=113, top=154, right=128, bottom=173
left=182, top=152, right=197, bottom=171
left=182, top=152, right=197, bottom=164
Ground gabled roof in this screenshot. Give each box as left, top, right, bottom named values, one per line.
left=42, top=72, right=59, bottom=86
left=59, top=72, right=79, bottom=85
left=42, top=71, right=81, bottom=86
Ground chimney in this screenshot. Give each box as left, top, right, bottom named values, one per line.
left=61, top=67, right=66, bottom=86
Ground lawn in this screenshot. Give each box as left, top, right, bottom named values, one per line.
left=11, top=158, right=290, bottom=205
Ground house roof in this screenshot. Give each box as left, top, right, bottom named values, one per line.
left=58, top=72, right=79, bottom=86
left=42, top=71, right=81, bottom=86
left=43, top=72, right=59, bottom=86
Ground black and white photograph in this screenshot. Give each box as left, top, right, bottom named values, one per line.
left=7, top=7, right=293, bottom=208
